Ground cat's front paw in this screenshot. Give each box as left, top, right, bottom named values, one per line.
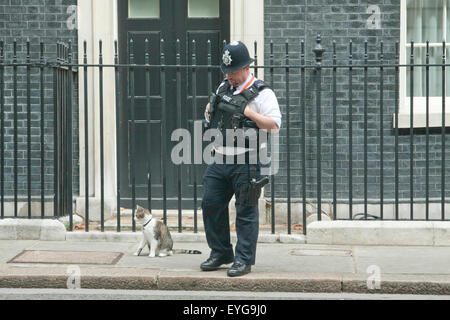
left=149, top=253, right=156, bottom=258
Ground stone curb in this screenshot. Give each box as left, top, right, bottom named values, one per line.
left=341, top=274, right=450, bottom=295
left=307, top=221, right=450, bottom=246
left=0, top=267, right=449, bottom=295
left=156, top=271, right=342, bottom=293
left=0, top=219, right=66, bottom=241
left=66, top=231, right=306, bottom=244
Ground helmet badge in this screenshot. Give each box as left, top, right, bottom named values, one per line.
left=222, top=50, right=232, bottom=66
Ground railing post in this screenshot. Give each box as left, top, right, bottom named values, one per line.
left=363, top=40, right=368, bottom=220
left=84, top=40, right=90, bottom=230
left=129, top=38, right=136, bottom=232
left=301, top=39, right=306, bottom=234
left=0, top=40, right=4, bottom=219
left=409, top=41, right=414, bottom=220
left=394, top=41, right=399, bottom=220
left=379, top=41, right=384, bottom=220
left=40, top=42, right=45, bottom=218
left=348, top=40, right=353, bottom=220
left=160, top=39, right=167, bottom=226
left=285, top=40, right=291, bottom=234
left=53, top=42, right=59, bottom=218
left=313, top=35, right=325, bottom=222
left=191, top=39, right=198, bottom=233
left=176, top=39, right=182, bottom=233
left=26, top=39, right=31, bottom=219
left=99, top=39, right=104, bottom=232
left=332, top=40, right=337, bottom=220
left=67, top=40, right=73, bottom=227
left=13, top=39, right=18, bottom=217
left=270, top=40, right=276, bottom=234
left=442, top=41, right=446, bottom=220
left=114, top=40, right=121, bottom=232
left=145, top=38, right=152, bottom=216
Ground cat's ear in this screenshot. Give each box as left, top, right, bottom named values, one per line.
left=136, top=205, right=149, bottom=214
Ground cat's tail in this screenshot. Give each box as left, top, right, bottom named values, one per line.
left=172, top=249, right=202, bottom=255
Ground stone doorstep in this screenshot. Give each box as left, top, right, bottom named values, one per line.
left=0, top=218, right=305, bottom=243
left=65, top=231, right=306, bottom=244
left=0, top=219, right=66, bottom=241
left=306, top=221, right=450, bottom=246
left=4, top=219, right=450, bottom=246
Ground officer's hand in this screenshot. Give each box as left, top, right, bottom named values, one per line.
left=205, top=103, right=211, bottom=121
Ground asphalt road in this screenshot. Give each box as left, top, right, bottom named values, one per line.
left=0, top=288, right=449, bottom=300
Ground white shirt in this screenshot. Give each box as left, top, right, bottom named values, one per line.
left=206, top=73, right=282, bottom=156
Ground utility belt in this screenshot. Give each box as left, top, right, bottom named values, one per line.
left=211, top=148, right=256, bottom=165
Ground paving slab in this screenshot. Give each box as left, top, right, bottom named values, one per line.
left=352, top=246, right=450, bottom=274
left=0, top=240, right=40, bottom=264
left=30, top=240, right=135, bottom=253
left=8, top=250, right=124, bottom=265
left=307, top=221, right=449, bottom=246
left=253, top=243, right=356, bottom=273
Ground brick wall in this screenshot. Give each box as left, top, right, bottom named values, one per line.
left=264, top=0, right=450, bottom=211
left=0, top=0, right=78, bottom=200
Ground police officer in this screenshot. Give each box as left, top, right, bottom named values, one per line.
left=200, top=41, right=281, bottom=277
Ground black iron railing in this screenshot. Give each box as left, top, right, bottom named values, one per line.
left=0, top=40, right=77, bottom=221
left=0, top=36, right=449, bottom=236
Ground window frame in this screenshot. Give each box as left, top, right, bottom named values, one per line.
left=128, top=0, right=160, bottom=19
left=398, top=0, right=450, bottom=128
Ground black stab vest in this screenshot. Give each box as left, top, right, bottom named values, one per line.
left=210, top=79, right=268, bottom=131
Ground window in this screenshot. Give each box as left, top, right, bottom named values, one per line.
left=128, top=0, right=160, bottom=19
left=188, top=0, right=220, bottom=18
left=399, top=0, right=450, bottom=128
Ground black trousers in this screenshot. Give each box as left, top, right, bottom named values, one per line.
left=201, top=160, right=261, bottom=265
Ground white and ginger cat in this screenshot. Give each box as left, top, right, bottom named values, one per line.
left=133, top=205, right=201, bottom=258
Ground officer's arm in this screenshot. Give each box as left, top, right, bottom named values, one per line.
left=243, top=107, right=279, bottom=133
left=205, top=103, right=211, bottom=122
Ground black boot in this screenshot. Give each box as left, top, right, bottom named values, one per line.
left=227, top=261, right=251, bottom=277
left=200, top=256, right=234, bottom=271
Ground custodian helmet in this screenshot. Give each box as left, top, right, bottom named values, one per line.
left=220, top=41, right=255, bottom=74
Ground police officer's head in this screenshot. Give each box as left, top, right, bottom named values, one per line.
left=221, top=41, right=254, bottom=87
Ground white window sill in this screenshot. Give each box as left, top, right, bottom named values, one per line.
left=395, top=112, right=450, bottom=129
left=394, top=97, right=450, bottom=129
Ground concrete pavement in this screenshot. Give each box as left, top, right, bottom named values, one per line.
left=0, top=232, right=449, bottom=295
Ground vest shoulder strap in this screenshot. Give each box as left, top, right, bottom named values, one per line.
left=217, top=79, right=230, bottom=95
left=239, top=80, right=268, bottom=101
left=253, top=79, right=269, bottom=91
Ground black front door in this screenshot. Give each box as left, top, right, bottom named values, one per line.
left=118, top=0, right=230, bottom=209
